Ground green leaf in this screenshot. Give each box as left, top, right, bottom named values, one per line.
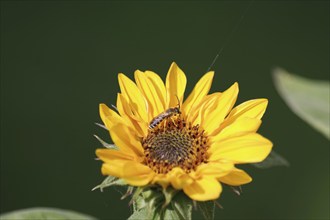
left=0, top=207, right=97, bottom=220
left=93, top=134, right=118, bottom=149
left=198, top=201, right=215, bottom=220
left=273, top=68, right=330, bottom=139
left=252, top=150, right=289, bottom=169
left=92, top=176, right=126, bottom=192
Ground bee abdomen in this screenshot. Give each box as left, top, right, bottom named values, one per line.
left=148, top=107, right=181, bottom=130
left=149, top=116, right=167, bottom=129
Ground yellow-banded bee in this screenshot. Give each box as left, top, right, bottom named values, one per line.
left=148, top=96, right=181, bottom=129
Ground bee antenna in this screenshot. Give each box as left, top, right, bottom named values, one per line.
left=174, top=94, right=181, bottom=109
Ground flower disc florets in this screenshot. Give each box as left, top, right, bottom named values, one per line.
left=143, top=115, right=209, bottom=174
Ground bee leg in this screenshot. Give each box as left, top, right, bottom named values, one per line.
left=171, top=117, right=178, bottom=127
left=163, top=119, right=167, bottom=130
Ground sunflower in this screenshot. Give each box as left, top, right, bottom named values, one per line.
left=96, top=62, right=272, bottom=202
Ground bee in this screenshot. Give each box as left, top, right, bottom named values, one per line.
left=148, top=96, right=181, bottom=129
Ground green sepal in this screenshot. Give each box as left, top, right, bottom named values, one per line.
left=168, top=191, right=192, bottom=220
left=162, top=187, right=179, bottom=208
left=252, top=150, right=290, bottom=169
left=93, top=134, right=118, bottom=150
left=95, top=122, right=108, bottom=130
left=128, top=187, right=192, bottom=220
left=92, top=176, right=127, bottom=192
left=131, top=187, right=149, bottom=211
left=127, top=207, right=150, bottom=220
left=197, top=201, right=215, bottom=220
left=121, top=186, right=135, bottom=200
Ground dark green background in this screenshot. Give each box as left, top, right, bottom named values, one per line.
left=1, top=1, right=329, bottom=219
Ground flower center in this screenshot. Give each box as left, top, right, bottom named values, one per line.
left=142, top=115, right=209, bottom=174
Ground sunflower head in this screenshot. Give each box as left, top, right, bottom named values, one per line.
left=96, top=62, right=272, bottom=202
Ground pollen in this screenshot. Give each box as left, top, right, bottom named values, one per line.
left=142, top=115, right=209, bottom=174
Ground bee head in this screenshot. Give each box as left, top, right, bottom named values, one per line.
left=175, top=107, right=181, bottom=114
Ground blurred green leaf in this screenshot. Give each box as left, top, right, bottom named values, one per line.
left=0, top=207, right=96, bottom=220
left=252, top=150, right=290, bottom=169
left=273, top=68, right=330, bottom=139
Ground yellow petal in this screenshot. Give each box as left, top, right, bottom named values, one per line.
left=201, top=83, right=239, bottom=134
left=122, top=161, right=155, bottom=186
left=209, top=133, right=273, bottom=163
left=211, top=117, right=262, bottom=143
left=168, top=167, right=193, bottom=190
left=166, top=62, right=187, bottom=108
left=116, top=93, right=147, bottom=137
left=227, top=99, right=268, bottom=120
left=219, top=168, right=252, bottom=186
left=99, top=104, right=143, bottom=144
left=116, top=93, right=126, bottom=118
left=134, top=70, right=164, bottom=119
left=188, top=92, right=221, bottom=125
left=152, top=174, right=171, bottom=189
left=116, top=88, right=143, bottom=123
left=182, top=71, right=214, bottom=116
left=101, top=160, right=155, bottom=186
left=101, top=160, right=127, bottom=178
left=118, top=73, right=148, bottom=123
left=195, top=161, right=234, bottom=179
left=99, top=103, right=126, bottom=129
left=145, top=70, right=166, bottom=111
left=96, top=149, right=138, bottom=163
left=108, top=123, right=144, bottom=157
left=183, top=177, right=222, bottom=201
